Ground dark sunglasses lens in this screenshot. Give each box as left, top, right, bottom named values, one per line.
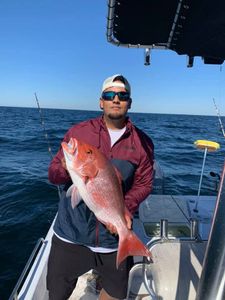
left=102, top=91, right=130, bottom=101
left=102, top=91, right=115, bottom=101
left=117, top=92, right=130, bottom=101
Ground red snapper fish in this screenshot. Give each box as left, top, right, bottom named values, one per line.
left=61, top=137, right=152, bottom=268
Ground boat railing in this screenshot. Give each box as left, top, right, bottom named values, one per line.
left=8, top=238, right=45, bottom=300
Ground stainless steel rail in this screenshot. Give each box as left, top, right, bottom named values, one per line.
left=9, top=238, right=44, bottom=300
left=106, top=0, right=168, bottom=50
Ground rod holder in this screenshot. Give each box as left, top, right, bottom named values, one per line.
left=190, top=218, right=199, bottom=239
left=160, top=219, right=168, bottom=238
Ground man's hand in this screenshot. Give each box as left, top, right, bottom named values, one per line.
left=106, top=213, right=132, bottom=235
left=124, top=213, right=132, bottom=230
left=106, top=223, right=117, bottom=235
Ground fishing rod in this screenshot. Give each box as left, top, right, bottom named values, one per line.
left=35, top=93, right=62, bottom=198
left=35, top=93, right=54, bottom=159
left=213, top=98, right=225, bottom=138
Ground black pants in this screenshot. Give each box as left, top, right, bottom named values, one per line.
left=47, top=235, right=133, bottom=300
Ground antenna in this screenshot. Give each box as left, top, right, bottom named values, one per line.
left=213, top=98, right=225, bottom=138
left=35, top=93, right=62, bottom=198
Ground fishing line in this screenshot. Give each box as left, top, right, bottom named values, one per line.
left=213, top=98, right=225, bottom=138
left=171, top=195, right=191, bottom=224
left=35, top=93, right=62, bottom=198
left=35, top=93, right=54, bottom=158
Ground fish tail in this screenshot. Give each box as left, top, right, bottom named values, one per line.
left=116, top=230, right=152, bottom=269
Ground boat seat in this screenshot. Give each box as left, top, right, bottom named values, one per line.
left=127, top=240, right=207, bottom=300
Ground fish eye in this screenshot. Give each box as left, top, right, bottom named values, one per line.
left=86, top=149, right=92, bottom=154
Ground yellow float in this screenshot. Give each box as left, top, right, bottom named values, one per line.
left=194, top=140, right=220, bottom=152
left=193, top=140, right=220, bottom=212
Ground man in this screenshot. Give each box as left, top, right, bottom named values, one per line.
left=47, top=74, right=154, bottom=300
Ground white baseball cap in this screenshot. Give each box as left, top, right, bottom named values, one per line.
left=101, top=74, right=131, bottom=94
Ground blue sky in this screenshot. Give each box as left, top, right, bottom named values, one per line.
left=0, top=1, right=224, bottom=116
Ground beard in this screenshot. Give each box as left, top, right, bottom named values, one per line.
left=107, top=112, right=124, bottom=120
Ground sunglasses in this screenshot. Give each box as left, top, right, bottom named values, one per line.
left=101, top=91, right=130, bottom=101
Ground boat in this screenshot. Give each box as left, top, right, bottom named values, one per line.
left=9, top=1, right=225, bottom=299
left=9, top=193, right=217, bottom=300
left=9, top=148, right=222, bottom=300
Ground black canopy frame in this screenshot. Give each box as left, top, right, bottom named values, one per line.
left=107, top=0, right=225, bottom=66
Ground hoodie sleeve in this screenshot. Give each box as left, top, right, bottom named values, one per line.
left=48, top=130, right=72, bottom=185
left=124, top=135, right=154, bottom=215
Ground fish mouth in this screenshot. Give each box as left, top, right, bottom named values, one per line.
left=61, top=138, right=78, bottom=155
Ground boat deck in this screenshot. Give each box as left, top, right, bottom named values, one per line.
left=68, top=194, right=216, bottom=300
left=14, top=194, right=217, bottom=300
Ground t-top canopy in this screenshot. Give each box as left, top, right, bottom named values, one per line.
left=106, top=0, right=225, bottom=66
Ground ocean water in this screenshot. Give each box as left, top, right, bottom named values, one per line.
left=0, top=106, right=224, bottom=299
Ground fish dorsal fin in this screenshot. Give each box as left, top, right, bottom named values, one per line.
left=113, top=166, right=123, bottom=185
left=66, top=184, right=82, bottom=208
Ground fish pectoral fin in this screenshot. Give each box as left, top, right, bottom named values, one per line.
left=81, top=165, right=98, bottom=179
left=66, top=184, right=82, bottom=208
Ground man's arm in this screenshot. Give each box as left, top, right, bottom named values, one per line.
left=48, top=131, right=71, bottom=185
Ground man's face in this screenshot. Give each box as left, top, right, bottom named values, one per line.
left=99, top=82, right=131, bottom=120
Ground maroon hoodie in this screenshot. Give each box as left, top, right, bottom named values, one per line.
left=48, top=115, right=154, bottom=215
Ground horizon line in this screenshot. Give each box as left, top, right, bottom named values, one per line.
left=0, top=104, right=222, bottom=117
